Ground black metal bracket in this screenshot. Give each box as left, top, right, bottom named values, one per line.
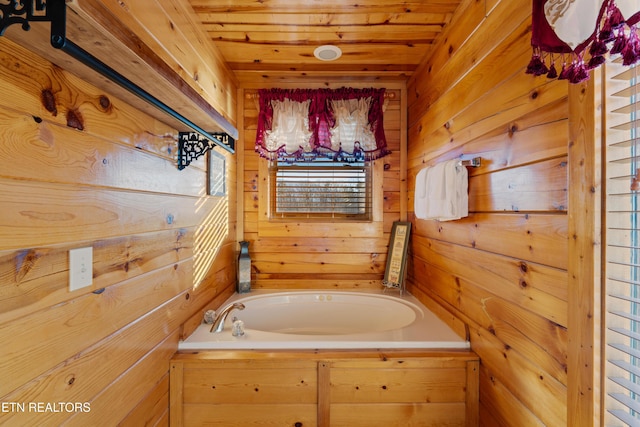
left=0, top=1, right=50, bottom=36
left=178, top=132, right=234, bottom=170
left=0, top=0, right=236, bottom=170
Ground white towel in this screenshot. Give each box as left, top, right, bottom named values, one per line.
left=423, top=159, right=469, bottom=221
left=431, top=161, right=456, bottom=219
left=456, top=161, right=469, bottom=219
left=414, top=167, right=429, bottom=219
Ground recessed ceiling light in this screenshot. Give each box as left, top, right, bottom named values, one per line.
left=314, top=45, right=342, bottom=61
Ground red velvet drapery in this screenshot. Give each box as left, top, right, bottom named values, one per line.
left=527, top=0, right=640, bottom=83
left=255, top=87, right=390, bottom=162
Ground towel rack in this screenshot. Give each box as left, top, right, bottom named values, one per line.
left=459, top=156, right=481, bottom=167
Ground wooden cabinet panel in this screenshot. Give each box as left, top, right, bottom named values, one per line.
left=170, top=350, right=479, bottom=427
left=330, top=403, right=466, bottom=427
left=330, top=367, right=467, bottom=403
left=183, top=403, right=317, bottom=427
left=183, top=367, right=318, bottom=404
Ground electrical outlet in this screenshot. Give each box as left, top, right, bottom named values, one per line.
left=69, top=247, right=93, bottom=291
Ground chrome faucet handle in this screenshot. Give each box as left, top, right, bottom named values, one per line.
left=203, top=309, right=216, bottom=324
left=210, top=302, right=245, bottom=333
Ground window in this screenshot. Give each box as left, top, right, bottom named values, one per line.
left=604, top=60, right=640, bottom=426
left=268, top=159, right=372, bottom=220
left=208, top=150, right=226, bottom=196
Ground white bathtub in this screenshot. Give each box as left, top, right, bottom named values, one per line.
left=179, top=290, right=470, bottom=350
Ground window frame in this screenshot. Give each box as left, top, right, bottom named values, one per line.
left=256, top=157, right=384, bottom=238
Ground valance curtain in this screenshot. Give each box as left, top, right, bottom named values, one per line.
left=527, top=0, right=640, bottom=83
left=255, top=87, right=389, bottom=162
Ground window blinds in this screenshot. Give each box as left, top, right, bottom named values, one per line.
left=605, top=59, right=640, bottom=426
left=268, top=162, right=372, bottom=219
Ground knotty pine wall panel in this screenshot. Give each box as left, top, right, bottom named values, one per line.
left=239, top=85, right=404, bottom=289
left=407, top=0, right=568, bottom=425
left=0, top=36, right=236, bottom=425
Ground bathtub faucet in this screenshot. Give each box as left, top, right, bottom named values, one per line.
left=210, top=302, right=245, bottom=333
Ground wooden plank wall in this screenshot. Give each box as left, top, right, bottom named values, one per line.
left=70, top=0, right=239, bottom=129
left=0, top=36, right=237, bottom=425
left=406, top=0, right=569, bottom=425
left=239, top=83, right=405, bottom=289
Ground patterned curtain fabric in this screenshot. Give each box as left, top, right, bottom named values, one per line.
left=527, top=0, right=640, bottom=83
left=329, top=98, right=378, bottom=154
left=255, top=87, right=389, bottom=162
left=263, top=98, right=313, bottom=155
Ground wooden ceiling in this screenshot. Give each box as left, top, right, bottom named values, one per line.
left=1, top=0, right=464, bottom=135
left=187, top=0, right=465, bottom=83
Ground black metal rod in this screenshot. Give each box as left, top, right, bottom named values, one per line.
left=52, top=37, right=236, bottom=154
left=1, top=0, right=236, bottom=156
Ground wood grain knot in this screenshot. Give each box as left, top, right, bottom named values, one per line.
left=41, top=89, right=57, bottom=116
left=99, top=95, right=111, bottom=111
left=519, top=262, right=528, bottom=273
left=66, top=109, right=84, bottom=131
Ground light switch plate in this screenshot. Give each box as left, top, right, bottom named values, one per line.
left=69, top=247, right=93, bottom=291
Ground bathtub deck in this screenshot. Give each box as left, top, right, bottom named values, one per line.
left=179, top=289, right=470, bottom=350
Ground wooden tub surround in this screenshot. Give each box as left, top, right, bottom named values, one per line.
left=170, top=349, right=479, bottom=427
